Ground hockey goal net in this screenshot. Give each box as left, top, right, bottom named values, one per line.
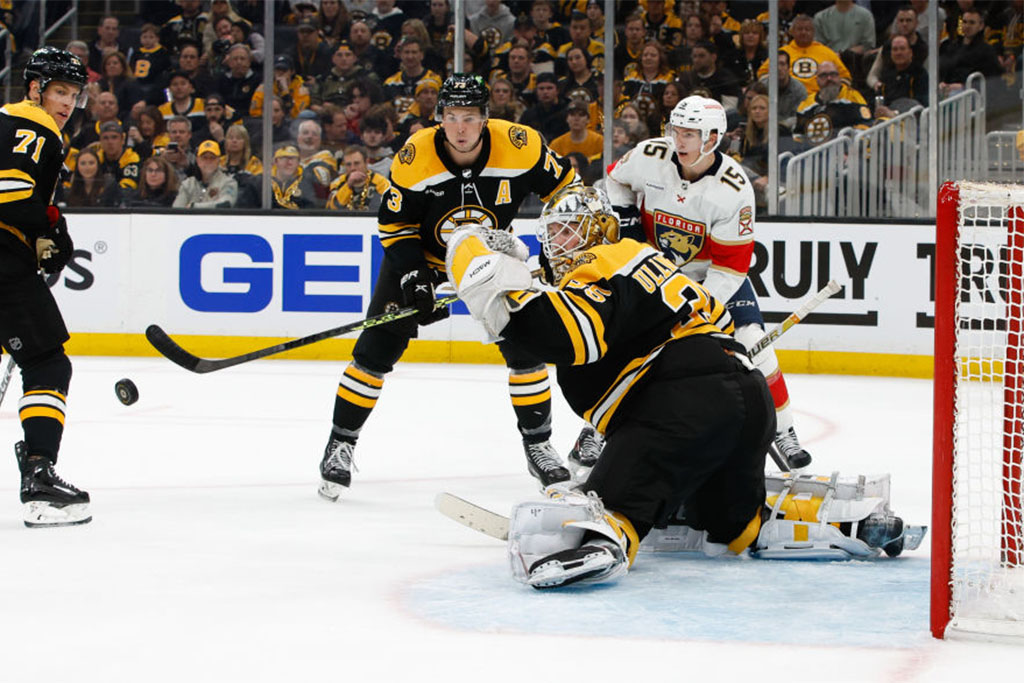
left=933, top=181, right=1024, bottom=640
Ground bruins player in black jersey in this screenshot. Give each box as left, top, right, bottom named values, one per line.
left=0, top=47, right=91, bottom=528
left=444, top=185, right=776, bottom=588
left=318, top=74, right=578, bottom=501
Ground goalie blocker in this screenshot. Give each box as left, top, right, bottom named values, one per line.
left=508, top=473, right=927, bottom=590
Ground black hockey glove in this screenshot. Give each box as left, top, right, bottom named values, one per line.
left=37, top=206, right=73, bottom=275
left=400, top=268, right=450, bottom=325
left=613, top=204, right=644, bottom=242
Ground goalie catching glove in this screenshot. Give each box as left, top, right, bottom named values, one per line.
left=445, top=226, right=534, bottom=339
left=36, top=205, right=73, bottom=275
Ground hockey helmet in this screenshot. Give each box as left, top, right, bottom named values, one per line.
left=538, top=184, right=620, bottom=282
left=25, top=46, right=88, bottom=96
left=667, top=95, right=727, bottom=149
left=437, top=73, right=489, bottom=119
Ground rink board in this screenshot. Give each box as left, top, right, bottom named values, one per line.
left=52, top=213, right=940, bottom=377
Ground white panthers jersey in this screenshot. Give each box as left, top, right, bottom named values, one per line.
left=606, top=137, right=756, bottom=303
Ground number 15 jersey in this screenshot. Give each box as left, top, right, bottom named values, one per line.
left=606, top=138, right=756, bottom=304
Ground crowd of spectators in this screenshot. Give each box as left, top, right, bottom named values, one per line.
left=35, top=0, right=1024, bottom=212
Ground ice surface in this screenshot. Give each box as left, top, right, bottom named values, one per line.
left=0, top=357, right=1020, bottom=681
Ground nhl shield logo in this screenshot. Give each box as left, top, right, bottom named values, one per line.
left=653, top=210, right=705, bottom=266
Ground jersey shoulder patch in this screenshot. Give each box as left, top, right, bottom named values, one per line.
left=565, top=239, right=657, bottom=283
left=388, top=124, right=450, bottom=190
left=485, top=119, right=543, bottom=174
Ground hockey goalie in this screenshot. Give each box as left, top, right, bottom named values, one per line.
left=443, top=183, right=926, bottom=590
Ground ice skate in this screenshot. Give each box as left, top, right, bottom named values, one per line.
left=523, top=440, right=571, bottom=488
left=319, top=437, right=356, bottom=502
left=16, top=442, right=91, bottom=528
left=527, top=542, right=620, bottom=589
left=774, top=426, right=812, bottom=470
left=567, top=425, right=604, bottom=482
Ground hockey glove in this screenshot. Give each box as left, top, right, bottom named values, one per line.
left=37, top=206, right=74, bottom=275
left=400, top=267, right=450, bottom=325
left=613, top=204, right=644, bottom=242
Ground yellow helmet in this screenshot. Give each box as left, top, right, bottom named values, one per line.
left=537, top=185, right=619, bottom=282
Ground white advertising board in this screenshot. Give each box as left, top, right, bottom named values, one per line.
left=52, top=213, right=939, bottom=365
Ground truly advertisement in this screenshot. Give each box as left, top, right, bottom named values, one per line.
left=53, top=213, right=937, bottom=357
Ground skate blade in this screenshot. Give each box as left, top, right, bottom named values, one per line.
left=318, top=479, right=348, bottom=502
left=23, top=501, right=92, bottom=528
left=528, top=551, right=616, bottom=589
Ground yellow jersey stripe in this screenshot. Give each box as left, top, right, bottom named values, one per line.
left=562, top=290, right=607, bottom=363
left=546, top=292, right=586, bottom=364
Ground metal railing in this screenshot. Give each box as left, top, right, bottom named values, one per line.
left=780, top=72, right=992, bottom=218
left=986, top=130, right=1024, bottom=182
left=2, top=1, right=79, bottom=102
left=1, top=27, right=11, bottom=104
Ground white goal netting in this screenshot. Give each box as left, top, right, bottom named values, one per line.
left=946, top=181, right=1024, bottom=639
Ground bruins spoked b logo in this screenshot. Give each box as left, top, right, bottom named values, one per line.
left=509, top=125, right=528, bottom=149
left=435, top=205, right=498, bottom=244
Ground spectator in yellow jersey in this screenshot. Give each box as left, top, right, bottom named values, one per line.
left=249, top=55, right=311, bottom=119
left=96, top=121, right=141, bottom=191
left=159, top=72, right=206, bottom=130
left=795, top=61, right=871, bottom=145
left=756, top=14, right=850, bottom=94
left=550, top=100, right=603, bottom=162
left=326, top=145, right=391, bottom=212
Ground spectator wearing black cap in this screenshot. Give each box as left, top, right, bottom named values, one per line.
left=250, top=55, right=312, bottom=119
left=314, top=41, right=377, bottom=111
left=217, top=43, right=262, bottom=115
left=160, top=71, right=208, bottom=130
left=97, top=121, right=143, bottom=191
left=291, top=16, right=335, bottom=81
left=194, top=94, right=241, bottom=145
left=520, top=72, right=569, bottom=143
left=549, top=100, right=603, bottom=162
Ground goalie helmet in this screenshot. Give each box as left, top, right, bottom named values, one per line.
left=436, top=73, right=489, bottom=119
left=667, top=95, right=726, bottom=164
left=24, top=46, right=88, bottom=98
left=538, top=185, right=619, bottom=283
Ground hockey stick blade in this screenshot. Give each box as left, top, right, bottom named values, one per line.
left=147, top=294, right=459, bottom=374
left=749, top=279, right=841, bottom=358
left=435, top=492, right=509, bottom=541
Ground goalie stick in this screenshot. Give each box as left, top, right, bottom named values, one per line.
left=146, top=294, right=459, bottom=374
left=438, top=280, right=843, bottom=536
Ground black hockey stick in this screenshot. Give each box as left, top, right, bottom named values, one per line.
left=146, top=294, right=459, bottom=374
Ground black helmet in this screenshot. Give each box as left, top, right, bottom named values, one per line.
left=436, top=73, right=489, bottom=119
left=24, top=46, right=88, bottom=94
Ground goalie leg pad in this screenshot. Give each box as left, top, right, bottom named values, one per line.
left=445, top=228, right=534, bottom=339
left=508, top=492, right=635, bottom=588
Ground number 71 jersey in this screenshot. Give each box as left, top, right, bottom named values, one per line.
left=606, top=137, right=756, bottom=284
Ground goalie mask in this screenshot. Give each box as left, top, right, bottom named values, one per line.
left=667, top=95, right=726, bottom=167
left=538, top=185, right=619, bottom=283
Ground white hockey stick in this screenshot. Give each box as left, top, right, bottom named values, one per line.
left=437, top=281, right=844, bottom=540
left=749, top=279, right=841, bottom=358
left=0, top=356, right=15, bottom=409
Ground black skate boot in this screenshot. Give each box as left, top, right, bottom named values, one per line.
left=774, top=426, right=812, bottom=470
left=567, top=426, right=604, bottom=481
left=523, top=439, right=571, bottom=488
left=319, top=437, right=356, bottom=502
left=527, top=542, right=621, bottom=589
left=16, top=442, right=91, bottom=528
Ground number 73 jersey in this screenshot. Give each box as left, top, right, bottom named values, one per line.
left=606, top=137, right=757, bottom=285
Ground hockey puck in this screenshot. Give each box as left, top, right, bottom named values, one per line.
left=115, top=378, right=139, bottom=406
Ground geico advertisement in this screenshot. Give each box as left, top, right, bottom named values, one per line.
left=54, top=214, right=939, bottom=355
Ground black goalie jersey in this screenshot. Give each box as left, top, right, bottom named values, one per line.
left=502, top=239, right=737, bottom=434
left=379, top=118, right=577, bottom=273
left=0, top=100, right=66, bottom=263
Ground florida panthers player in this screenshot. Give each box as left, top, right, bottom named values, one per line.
left=604, top=95, right=811, bottom=470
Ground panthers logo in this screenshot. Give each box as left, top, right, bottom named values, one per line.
left=509, top=125, right=528, bottom=149
left=653, top=210, right=705, bottom=266
left=804, top=112, right=834, bottom=145
left=398, top=143, right=416, bottom=165
left=435, top=205, right=499, bottom=245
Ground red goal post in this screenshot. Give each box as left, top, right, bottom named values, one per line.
left=932, top=181, right=1024, bottom=641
